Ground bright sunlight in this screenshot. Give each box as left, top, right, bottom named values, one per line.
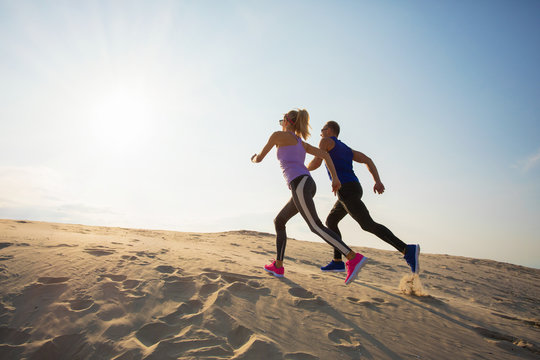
left=89, top=85, right=153, bottom=151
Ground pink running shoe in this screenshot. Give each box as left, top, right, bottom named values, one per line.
left=264, top=261, right=284, bottom=278
left=345, top=253, right=367, bottom=285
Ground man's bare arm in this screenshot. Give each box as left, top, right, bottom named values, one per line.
left=352, top=150, right=385, bottom=194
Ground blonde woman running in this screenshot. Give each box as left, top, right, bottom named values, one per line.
left=251, top=109, right=367, bottom=285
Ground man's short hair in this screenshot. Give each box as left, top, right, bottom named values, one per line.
left=326, top=121, right=340, bottom=137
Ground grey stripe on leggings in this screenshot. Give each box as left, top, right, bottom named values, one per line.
left=293, top=176, right=350, bottom=255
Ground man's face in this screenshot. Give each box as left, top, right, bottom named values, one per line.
left=320, top=124, right=332, bottom=138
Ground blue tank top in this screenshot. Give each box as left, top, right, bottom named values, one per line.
left=326, top=137, right=359, bottom=184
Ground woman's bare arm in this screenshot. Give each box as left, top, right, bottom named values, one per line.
left=304, top=142, right=341, bottom=194
left=306, top=137, right=334, bottom=171
left=251, top=131, right=295, bottom=163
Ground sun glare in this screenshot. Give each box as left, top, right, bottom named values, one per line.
left=90, top=86, right=153, bottom=150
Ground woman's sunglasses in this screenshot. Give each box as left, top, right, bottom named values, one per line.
left=279, top=115, right=295, bottom=126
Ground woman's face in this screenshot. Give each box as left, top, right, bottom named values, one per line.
left=280, top=114, right=292, bottom=130
left=279, top=118, right=287, bottom=131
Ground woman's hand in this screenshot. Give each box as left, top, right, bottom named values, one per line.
left=251, top=153, right=260, bottom=163
left=331, top=178, right=341, bottom=195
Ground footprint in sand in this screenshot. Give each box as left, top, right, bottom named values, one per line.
left=201, top=271, right=220, bottom=281
left=160, top=299, right=204, bottom=324
left=99, top=274, right=127, bottom=282
left=147, top=333, right=233, bottom=359
left=347, top=296, right=397, bottom=311
left=135, top=251, right=158, bottom=259
left=219, top=258, right=237, bottom=264
left=289, top=287, right=315, bottom=299
left=122, top=279, right=141, bottom=290
left=210, top=271, right=271, bottom=301
left=227, top=281, right=271, bottom=301
left=473, top=327, right=540, bottom=355
left=288, top=286, right=329, bottom=311
left=103, top=323, right=133, bottom=340
left=45, top=243, right=78, bottom=248
left=84, top=247, right=116, bottom=256
left=202, top=307, right=240, bottom=335
left=220, top=273, right=253, bottom=284
left=97, top=303, right=125, bottom=321
left=14, top=279, right=69, bottom=308
left=328, top=328, right=353, bottom=344
left=346, top=297, right=380, bottom=310
left=30, top=333, right=93, bottom=359
left=161, top=276, right=197, bottom=302
left=37, top=277, right=70, bottom=284
left=0, top=242, right=13, bottom=250
left=68, top=298, right=95, bottom=311
left=227, top=324, right=254, bottom=349
left=161, top=274, right=185, bottom=282
left=328, top=329, right=367, bottom=359
left=115, top=348, right=144, bottom=359
left=231, top=337, right=283, bottom=360
left=0, top=327, right=31, bottom=345
left=335, top=344, right=366, bottom=359
left=198, top=270, right=270, bottom=301
left=284, top=352, right=320, bottom=360
left=155, top=265, right=176, bottom=274
left=98, top=275, right=142, bottom=294
left=135, top=321, right=181, bottom=346
left=199, top=282, right=220, bottom=298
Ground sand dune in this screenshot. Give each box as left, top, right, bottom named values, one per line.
left=0, top=219, right=538, bottom=359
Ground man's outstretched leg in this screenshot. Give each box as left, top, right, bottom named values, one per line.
left=339, top=182, right=420, bottom=274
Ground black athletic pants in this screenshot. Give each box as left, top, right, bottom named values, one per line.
left=326, top=181, right=406, bottom=259
left=274, top=175, right=352, bottom=261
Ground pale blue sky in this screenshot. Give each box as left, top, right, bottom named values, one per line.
left=1, top=1, right=539, bottom=268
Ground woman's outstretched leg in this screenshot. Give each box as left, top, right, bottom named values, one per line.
left=290, top=175, right=367, bottom=284
left=264, top=197, right=298, bottom=277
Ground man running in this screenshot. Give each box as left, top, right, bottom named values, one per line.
left=307, top=121, right=420, bottom=274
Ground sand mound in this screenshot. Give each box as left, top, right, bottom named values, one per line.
left=0, top=219, right=539, bottom=359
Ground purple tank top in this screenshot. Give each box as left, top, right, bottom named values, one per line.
left=277, top=133, right=310, bottom=186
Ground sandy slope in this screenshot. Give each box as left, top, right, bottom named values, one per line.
left=0, top=219, right=539, bottom=359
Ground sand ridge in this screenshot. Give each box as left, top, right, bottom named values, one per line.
left=0, top=219, right=539, bottom=359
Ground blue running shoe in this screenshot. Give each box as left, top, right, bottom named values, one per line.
left=404, top=244, right=420, bottom=274
left=321, top=260, right=346, bottom=272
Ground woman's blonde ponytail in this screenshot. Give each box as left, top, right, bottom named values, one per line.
left=286, top=108, right=311, bottom=140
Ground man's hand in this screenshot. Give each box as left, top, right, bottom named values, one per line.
left=251, top=154, right=260, bottom=163
left=373, top=181, right=385, bottom=194
left=332, top=178, right=341, bottom=195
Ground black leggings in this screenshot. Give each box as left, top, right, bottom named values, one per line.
left=326, top=181, right=406, bottom=259
left=274, top=175, right=352, bottom=261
